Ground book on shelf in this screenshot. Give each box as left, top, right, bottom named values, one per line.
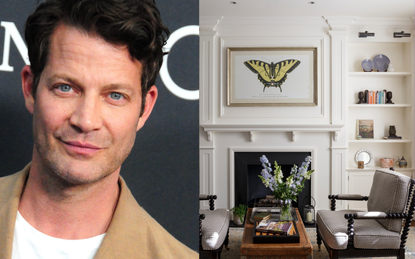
left=256, top=220, right=293, bottom=235
left=363, top=89, right=388, bottom=104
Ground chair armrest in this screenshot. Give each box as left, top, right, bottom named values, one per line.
left=342, top=211, right=409, bottom=248
left=354, top=212, right=388, bottom=219
left=335, top=194, right=369, bottom=200
left=199, top=194, right=217, bottom=200
left=328, top=194, right=369, bottom=211
left=199, top=194, right=217, bottom=210
left=345, top=212, right=408, bottom=220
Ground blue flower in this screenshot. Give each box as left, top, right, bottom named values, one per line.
left=260, top=155, right=270, bottom=165
left=261, top=169, right=269, bottom=178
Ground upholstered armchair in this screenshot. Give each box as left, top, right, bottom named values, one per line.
left=316, top=169, right=415, bottom=259
left=199, top=194, right=230, bottom=259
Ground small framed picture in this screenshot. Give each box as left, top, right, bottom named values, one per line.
left=357, top=119, right=374, bottom=139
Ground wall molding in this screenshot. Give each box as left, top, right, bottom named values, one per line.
left=201, top=124, right=343, bottom=142
left=199, top=149, right=214, bottom=209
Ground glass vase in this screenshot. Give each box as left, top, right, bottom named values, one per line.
left=280, top=202, right=293, bottom=221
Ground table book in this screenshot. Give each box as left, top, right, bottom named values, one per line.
left=253, top=220, right=299, bottom=244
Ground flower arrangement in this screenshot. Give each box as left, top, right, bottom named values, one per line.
left=258, top=155, right=314, bottom=219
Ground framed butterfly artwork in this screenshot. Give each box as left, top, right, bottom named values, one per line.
left=227, top=47, right=317, bottom=106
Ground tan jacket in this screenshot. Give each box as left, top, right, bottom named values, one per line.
left=0, top=164, right=198, bottom=258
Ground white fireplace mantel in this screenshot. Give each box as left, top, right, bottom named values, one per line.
left=200, top=124, right=344, bottom=142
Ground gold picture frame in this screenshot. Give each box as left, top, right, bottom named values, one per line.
left=227, top=47, right=317, bottom=106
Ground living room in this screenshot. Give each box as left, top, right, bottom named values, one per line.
left=199, top=0, right=414, bottom=258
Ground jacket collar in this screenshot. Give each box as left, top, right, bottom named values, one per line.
left=0, top=164, right=147, bottom=258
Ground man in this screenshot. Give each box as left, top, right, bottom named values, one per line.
left=0, top=0, right=198, bottom=258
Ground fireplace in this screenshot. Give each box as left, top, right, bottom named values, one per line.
left=234, top=151, right=312, bottom=219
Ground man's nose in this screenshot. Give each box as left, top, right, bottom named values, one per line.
left=69, top=95, right=102, bottom=132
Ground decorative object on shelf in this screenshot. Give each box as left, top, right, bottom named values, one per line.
left=356, top=91, right=365, bottom=104
left=358, top=31, right=375, bottom=38
left=259, top=155, right=314, bottom=221
left=387, top=63, right=395, bottom=72
left=356, top=135, right=362, bottom=140
left=396, top=156, right=408, bottom=168
left=358, top=161, right=364, bottom=169
left=357, top=119, right=374, bottom=139
left=226, top=47, right=317, bottom=106
left=387, top=125, right=402, bottom=139
left=361, top=59, right=373, bottom=72
left=355, top=149, right=372, bottom=166
left=303, top=196, right=315, bottom=225
left=393, top=31, right=411, bottom=38
left=385, top=91, right=394, bottom=104
left=380, top=158, right=395, bottom=168
left=230, top=204, right=248, bottom=225
left=389, top=125, right=396, bottom=136
left=373, top=54, right=390, bottom=72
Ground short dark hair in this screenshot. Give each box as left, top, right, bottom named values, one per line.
left=25, top=0, right=169, bottom=115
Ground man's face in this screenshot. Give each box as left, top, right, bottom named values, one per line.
left=21, top=24, right=157, bottom=184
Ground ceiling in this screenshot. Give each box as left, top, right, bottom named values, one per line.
left=200, top=0, right=415, bottom=18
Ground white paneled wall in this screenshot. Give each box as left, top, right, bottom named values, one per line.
left=199, top=16, right=414, bottom=212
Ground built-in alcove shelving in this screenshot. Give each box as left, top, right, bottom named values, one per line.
left=346, top=37, right=414, bottom=210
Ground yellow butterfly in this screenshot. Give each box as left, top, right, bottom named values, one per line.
left=244, top=59, right=301, bottom=92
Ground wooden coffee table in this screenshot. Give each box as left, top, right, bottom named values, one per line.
left=240, top=208, right=313, bottom=259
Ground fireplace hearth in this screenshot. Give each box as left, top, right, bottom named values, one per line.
left=234, top=151, right=312, bottom=218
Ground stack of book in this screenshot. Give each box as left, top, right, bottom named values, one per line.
left=362, top=90, right=388, bottom=104
left=256, top=220, right=293, bottom=235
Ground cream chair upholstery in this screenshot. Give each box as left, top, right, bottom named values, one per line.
left=316, top=169, right=415, bottom=259
left=199, top=195, right=230, bottom=259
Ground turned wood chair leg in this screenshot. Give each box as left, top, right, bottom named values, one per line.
left=398, top=248, right=405, bottom=259
left=224, top=228, right=230, bottom=250
left=316, top=224, right=322, bottom=251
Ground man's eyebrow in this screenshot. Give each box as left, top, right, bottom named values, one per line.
left=102, top=84, right=137, bottom=97
left=47, top=74, right=79, bottom=86
left=47, top=74, right=137, bottom=94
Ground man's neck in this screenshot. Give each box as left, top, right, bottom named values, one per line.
left=18, top=163, right=120, bottom=240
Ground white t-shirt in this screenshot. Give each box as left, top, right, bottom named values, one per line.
left=12, top=211, right=105, bottom=259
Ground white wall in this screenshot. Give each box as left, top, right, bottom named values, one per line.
left=199, top=15, right=414, bottom=212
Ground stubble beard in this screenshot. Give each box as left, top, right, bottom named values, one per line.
left=32, top=119, right=135, bottom=188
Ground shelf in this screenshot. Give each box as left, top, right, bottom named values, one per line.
left=200, top=124, right=344, bottom=142
left=348, top=72, right=411, bottom=77
left=347, top=167, right=414, bottom=172
left=348, top=139, right=412, bottom=143
left=349, top=104, right=411, bottom=108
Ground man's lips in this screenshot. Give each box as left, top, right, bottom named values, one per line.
left=61, top=140, right=103, bottom=156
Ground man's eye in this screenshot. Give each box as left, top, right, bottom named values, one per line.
left=57, top=84, right=72, bottom=92
left=109, top=92, right=124, bottom=100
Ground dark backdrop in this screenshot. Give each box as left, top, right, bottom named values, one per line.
left=0, top=0, right=199, bottom=251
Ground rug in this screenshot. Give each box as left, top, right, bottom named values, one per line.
left=221, top=227, right=415, bottom=259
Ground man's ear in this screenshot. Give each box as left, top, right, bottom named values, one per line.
left=136, top=85, right=158, bottom=131
left=21, top=65, right=35, bottom=114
